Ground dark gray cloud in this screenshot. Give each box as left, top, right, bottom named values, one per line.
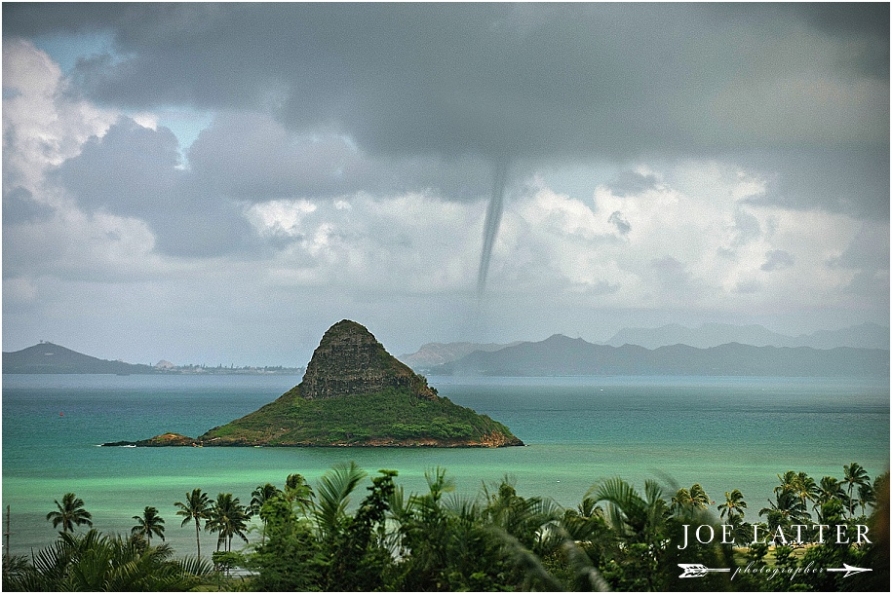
left=47, top=113, right=494, bottom=258
left=186, top=113, right=493, bottom=202
left=5, top=3, right=888, bottom=219
left=827, top=224, right=891, bottom=271
left=606, top=171, right=661, bottom=198
left=738, top=147, right=890, bottom=220
left=761, top=250, right=796, bottom=272
left=2, top=186, right=53, bottom=225
left=607, top=211, right=631, bottom=235
left=587, top=280, right=621, bottom=297
left=650, top=256, right=694, bottom=295
left=53, top=117, right=252, bottom=257
left=732, top=209, right=761, bottom=247
left=54, top=118, right=182, bottom=213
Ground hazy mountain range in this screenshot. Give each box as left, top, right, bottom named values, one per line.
left=4, top=323, right=888, bottom=376
left=401, top=323, right=889, bottom=369
left=603, top=322, right=889, bottom=350
left=399, top=341, right=523, bottom=368
left=430, top=335, right=889, bottom=378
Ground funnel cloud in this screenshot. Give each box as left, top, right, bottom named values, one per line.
left=477, top=158, right=510, bottom=296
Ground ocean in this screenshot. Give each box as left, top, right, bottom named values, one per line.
left=2, top=374, right=888, bottom=559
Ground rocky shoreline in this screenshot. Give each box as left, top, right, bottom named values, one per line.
left=103, top=431, right=524, bottom=448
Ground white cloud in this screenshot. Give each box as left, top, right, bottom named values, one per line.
left=246, top=199, right=318, bottom=238
left=4, top=206, right=160, bottom=282
left=2, top=39, right=118, bottom=194
left=3, top=41, right=166, bottom=285
left=482, top=162, right=872, bottom=312
left=252, top=193, right=483, bottom=295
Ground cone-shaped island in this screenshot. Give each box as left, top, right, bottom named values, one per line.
left=105, top=320, right=522, bottom=447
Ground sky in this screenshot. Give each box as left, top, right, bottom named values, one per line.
left=2, top=3, right=889, bottom=367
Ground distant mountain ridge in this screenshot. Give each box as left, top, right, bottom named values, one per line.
left=2, top=343, right=303, bottom=374
left=7, top=321, right=888, bottom=376
left=399, top=341, right=521, bottom=368
left=2, top=342, right=154, bottom=375
left=604, top=322, right=889, bottom=350
left=432, top=334, right=889, bottom=377
left=401, top=324, right=888, bottom=371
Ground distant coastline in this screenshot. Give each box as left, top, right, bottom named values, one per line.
left=1, top=342, right=304, bottom=375
left=4, top=336, right=888, bottom=377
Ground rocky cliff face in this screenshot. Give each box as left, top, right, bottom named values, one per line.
left=300, top=320, right=437, bottom=401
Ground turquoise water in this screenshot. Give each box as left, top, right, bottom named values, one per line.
left=2, top=374, right=888, bottom=559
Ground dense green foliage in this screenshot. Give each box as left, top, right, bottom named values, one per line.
left=201, top=386, right=519, bottom=445
left=2, top=530, right=211, bottom=591
left=4, top=463, right=887, bottom=591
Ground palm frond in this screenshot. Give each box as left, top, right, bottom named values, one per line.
left=313, top=461, right=367, bottom=535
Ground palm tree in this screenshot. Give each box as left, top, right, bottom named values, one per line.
left=588, top=478, right=671, bottom=590
left=857, top=482, right=875, bottom=516
left=775, top=471, right=818, bottom=505
left=759, top=489, right=810, bottom=538
left=207, top=493, right=250, bottom=552
left=717, top=489, right=748, bottom=545
left=842, top=462, right=871, bottom=517
left=284, top=473, right=314, bottom=514
left=671, top=483, right=711, bottom=515
left=816, top=476, right=845, bottom=502
left=718, top=489, right=747, bottom=523
left=671, top=487, right=692, bottom=513
left=562, top=495, right=608, bottom=544
left=775, top=471, right=798, bottom=495
left=175, top=488, right=210, bottom=563
left=250, top=483, right=282, bottom=515
left=131, top=506, right=165, bottom=544
left=590, top=477, right=670, bottom=545
left=814, top=476, right=846, bottom=516
left=790, top=472, right=818, bottom=508
left=481, top=476, right=562, bottom=554
left=250, top=483, right=282, bottom=544
left=46, top=493, right=93, bottom=533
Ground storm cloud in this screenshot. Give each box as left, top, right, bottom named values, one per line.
left=6, top=4, right=889, bottom=201
left=2, top=3, right=888, bottom=364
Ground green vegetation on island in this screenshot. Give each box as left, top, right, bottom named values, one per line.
left=3, top=462, right=887, bottom=591
left=201, top=385, right=519, bottom=446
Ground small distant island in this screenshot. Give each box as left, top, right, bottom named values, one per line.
left=1, top=342, right=304, bottom=375
left=104, top=320, right=523, bottom=448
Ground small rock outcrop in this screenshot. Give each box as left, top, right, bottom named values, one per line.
left=103, top=433, right=198, bottom=447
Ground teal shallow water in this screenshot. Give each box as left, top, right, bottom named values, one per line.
left=2, top=374, right=888, bottom=558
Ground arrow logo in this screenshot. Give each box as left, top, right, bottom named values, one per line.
left=678, top=564, right=731, bottom=578
left=680, top=563, right=872, bottom=580
left=826, top=564, right=872, bottom=579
